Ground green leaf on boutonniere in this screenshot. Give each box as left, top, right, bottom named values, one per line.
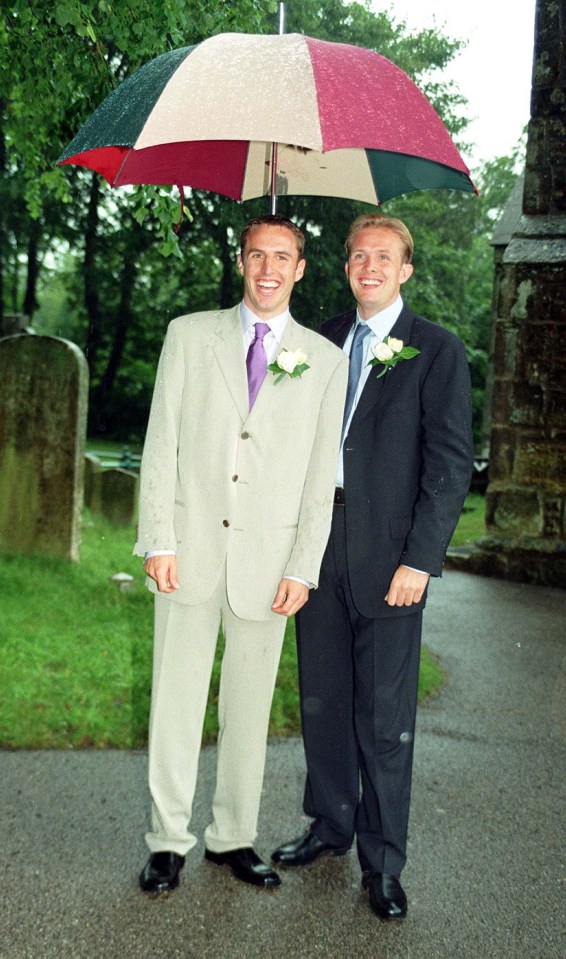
left=367, top=336, right=420, bottom=378
left=268, top=349, right=310, bottom=384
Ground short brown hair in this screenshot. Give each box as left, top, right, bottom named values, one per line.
left=345, top=213, right=414, bottom=264
left=239, top=215, right=305, bottom=258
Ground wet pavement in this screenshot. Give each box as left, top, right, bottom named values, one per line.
left=1, top=570, right=565, bottom=959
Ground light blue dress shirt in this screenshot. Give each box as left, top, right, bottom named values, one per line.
left=336, top=296, right=404, bottom=487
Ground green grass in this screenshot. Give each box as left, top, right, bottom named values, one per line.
left=0, top=495, right=484, bottom=750
left=450, top=492, right=485, bottom=547
left=1, top=513, right=145, bottom=748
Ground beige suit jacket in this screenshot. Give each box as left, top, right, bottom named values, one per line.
left=134, top=305, right=348, bottom=620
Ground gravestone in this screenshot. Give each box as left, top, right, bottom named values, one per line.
left=0, top=334, right=89, bottom=561
left=83, top=453, right=102, bottom=509
left=97, top=467, right=139, bottom=526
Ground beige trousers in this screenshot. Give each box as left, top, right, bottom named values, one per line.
left=145, top=568, right=286, bottom=857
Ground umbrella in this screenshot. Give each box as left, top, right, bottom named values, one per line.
left=57, top=32, right=477, bottom=206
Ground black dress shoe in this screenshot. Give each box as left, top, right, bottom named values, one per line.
left=271, top=829, right=350, bottom=866
left=205, top=847, right=281, bottom=887
left=362, top=871, right=408, bottom=920
left=139, top=852, right=185, bottom=894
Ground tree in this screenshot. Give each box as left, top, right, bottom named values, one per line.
left=3, top=0, right=522, bottom=442
left=1, top=0, right=275, bottom=424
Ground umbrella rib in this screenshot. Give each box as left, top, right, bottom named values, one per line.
left=113, top=148, right=133, bottom=187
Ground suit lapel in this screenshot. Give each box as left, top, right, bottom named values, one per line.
left=325, top=311, right=356, bottom=349
left=211, top=305, right=249, bottom=423
left=276, top=315, right=306, bottom=356
left=347, top=307, right=416, bottom=434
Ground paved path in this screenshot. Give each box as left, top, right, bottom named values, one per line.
left=1, top=571, right=565, bottom=959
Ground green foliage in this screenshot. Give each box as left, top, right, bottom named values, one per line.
left=2, top=0, right=525, bottom=442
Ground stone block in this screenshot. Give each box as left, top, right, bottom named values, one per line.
left=546, top=391, right=566, bottom=432
left=464, top=537, right=566, bottom=588
left=487, top=487, right=543, bottom=537
left=487, top=426, right=516, bottom=483
left=513, top=440, right=566, bottom=494
left=489, top=381, right=512, bottom=429
left=495, top=270, right=522, bottom=317
left=518, top=320, right=564, bottom=362
left=542, top=495, right=565, bottom=539
left=491, top=326, right=518, bottom=378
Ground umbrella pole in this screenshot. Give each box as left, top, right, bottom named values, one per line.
left=270, top=144, right=278, bottom=215
left=270, top=2, right=286, bottom=215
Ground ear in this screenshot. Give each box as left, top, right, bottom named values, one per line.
left=344, top=261, right=350, bottom=280
left=294, top=257, right=306, bottom=283
left=237, top=253, right=244, bottom=276
left=399, top=262, right=413, bottom=285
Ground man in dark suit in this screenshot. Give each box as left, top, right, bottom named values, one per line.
left=272, top=213, right=474, bottom=920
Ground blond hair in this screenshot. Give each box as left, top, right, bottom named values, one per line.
left=345, top=213, right=414, bottom=264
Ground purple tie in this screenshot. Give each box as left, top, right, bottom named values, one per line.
left=246, top=322, right=271, bottom=408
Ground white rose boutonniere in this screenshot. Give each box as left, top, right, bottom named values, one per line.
left=368, top=336, right=420, bottom=378
left=268, top=348, right=310, bottom=384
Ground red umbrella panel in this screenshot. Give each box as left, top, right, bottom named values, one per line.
left=57, top=32, right=477, bottom=205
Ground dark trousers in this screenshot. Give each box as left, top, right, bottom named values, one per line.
left=296, top=505, right=422, bottom=876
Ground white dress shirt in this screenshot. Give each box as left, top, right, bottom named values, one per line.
left=240, top=301, right=288, bottom=362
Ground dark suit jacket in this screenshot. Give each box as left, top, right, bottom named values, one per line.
left=322, top=304, right=475, bottom=619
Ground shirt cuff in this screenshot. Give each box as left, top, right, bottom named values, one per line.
left=285, top=575, right=313, bottom=589
left=144, top=550, right=176, bottom=559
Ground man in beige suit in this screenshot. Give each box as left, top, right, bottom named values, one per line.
left=135, top=215, right=348, bottom=894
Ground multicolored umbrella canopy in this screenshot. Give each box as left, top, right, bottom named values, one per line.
left=57, top=32, right=477, bottom=205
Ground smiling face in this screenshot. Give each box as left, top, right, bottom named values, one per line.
left=238, top=224, right=305, bottom=320
left=345, top=227, right=413, bottom=320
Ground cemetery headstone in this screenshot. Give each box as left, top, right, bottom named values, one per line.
left=0, top=334, right=89, bottom=561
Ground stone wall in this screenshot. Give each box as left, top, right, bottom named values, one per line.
left=470, top=0, right=566, bottom=587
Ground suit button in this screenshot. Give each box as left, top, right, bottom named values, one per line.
left=223, top=519, right=230, bottom=527
left=241, top=431, right=250, bottom=439
left=232, top=475, right=238, bottom=482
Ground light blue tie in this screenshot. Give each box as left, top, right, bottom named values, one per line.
left=341, top=322, right=372, bottom=441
